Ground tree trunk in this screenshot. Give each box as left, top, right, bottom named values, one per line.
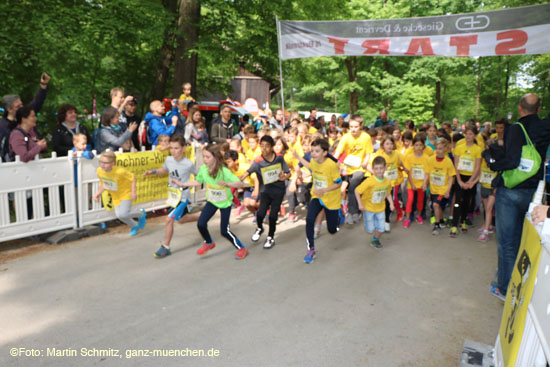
left=434, top=80, right=441, bottom=121
left=504, top=59, right=511, bottom=111
left=171, top=0, right=201, bottom=98
left=151, top=0, right=178, bottom=100
left=345, top=56, right=358, bottom=113
left=496, top=56, right=502, bottom=115
left=475, top=58, right=482, bottom=120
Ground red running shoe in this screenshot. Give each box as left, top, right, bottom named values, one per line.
left=235, top=247, right=248, bottom=260
left=395, top=212, right=404, bottom=223
left=196, top=242, right=215, bottom=256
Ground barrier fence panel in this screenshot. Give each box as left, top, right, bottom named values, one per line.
left=0, top=154, right=77, bottom=242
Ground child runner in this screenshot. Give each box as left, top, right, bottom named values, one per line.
left=224, top=149, right=258, bottom=217
left=293, top=139, right=342, bottom=263
left=402, top=135, right=429, bottom=228
left=181, top=144, right=248, bottom=259
left=245, top=134, right=261, bottom=163
left=450, top=125, right=481, bottom=237
left=355, top=156, right=394, bottom=248
left=477, top=137, right=497, bottom=242
left=143, top=135, right=200, bottom=258
left=424, top=138, right=456, bottom=235
left=93, top=151, right=146, bottom=235
left=240, top=135, right=290, bottom=249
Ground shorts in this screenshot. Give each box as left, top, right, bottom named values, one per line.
left=168, top=200, right=189, bottom=221
left=430, top=194, right=449, bottom=209
left=481, top=186, right=495, bottom=199
left=363, top=210, right=385, bottom=233
left=243, top=187, right=259, bottom=201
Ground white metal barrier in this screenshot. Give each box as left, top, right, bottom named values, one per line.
left=0, top=147, right=206, bottom=243
left=0, top=153, right=77, bottom=242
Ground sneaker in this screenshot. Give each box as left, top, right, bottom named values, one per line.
left=461, top=222, right=468, bottom=233
left=235, top=205, right=245, bottom=217
left=154, top=245, right=171, bottom=258
left=345, top=214, right=355, bottom=225
left=439, top=221, right=447, bottom=229
left=251, top=227, right=264, bottom=242
left=432, top=225, right=441, bottom=235
left=384, top=222, right=391, bottom=232
left=395, top=212, right=404, bottom=223
left=304, top=250, right=316, bottom=264
left=402, top=219, right=411, bottom=228
left=370, top=237, right=383, bottom=249
left=477, top=231, right=489, bottom=242
left=430, top=216, right=436, bottom=224
left=197, top=241, right=216, bottom=255
left=352, top=213, right=361, bottom=223
left=129, top=225, right=139, bottom=236
left=449, top=227, right=458, bottom=238
left=263, top=236, right=275, bottom=249
left=465, top=217, right=473, bottom=226
left=490, top=286, right=506, bottom=302
left=342, top=202, right=348, bottom=215
left=289, top=213, right=297, bottom=222
left=235, top=247, right=248, bottom=260
left=488, top=225, right=495, bottom=234
left=477, top=227, right=485, bottom=234
left=314, top=224, right=321, bottom=239
left=138, top=209, right=147, bottom=229
left=415, top=215, right=424, bottom=225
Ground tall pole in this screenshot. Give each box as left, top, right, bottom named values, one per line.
left=275, top=15, right=285, bottom=124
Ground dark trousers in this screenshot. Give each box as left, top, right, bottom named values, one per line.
left=197, top=202, right=244, bottom=249
left=452, top=174, right=476, bottom=227
left=305, top=198, right=339, bottom=251
left=257, top=189, right=284, bottom=237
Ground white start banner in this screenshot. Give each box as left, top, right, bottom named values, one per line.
left=278, top=4, right=550, bottom=59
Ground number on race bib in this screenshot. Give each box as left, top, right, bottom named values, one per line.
left=457, top=157, right=474, bottom=172
left=343, top=155, right=362, bottom=168
left=166, top=187, right=183, bottom=207
left=385, top=168, right=398, bottom=180
left=411, top=167, right=424, bottom=180
left=430, top=172, right=446, bottom=186
left=372, top=189, right=386, bottom=204
left=102, top=178, right=118, bottom=191
left=313, top=175, right=328, bottom=190
left=260, top=164, right=282, bottom=185
left=480, top=171, right=496, bottom=185
left=207, top=184, right=228, bottom=203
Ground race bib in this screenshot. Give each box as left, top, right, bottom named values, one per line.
left=313, top=175, right=328, bottom=190
left=457, top=156, right=474, bottom=172
left=102, top=178, right=118, bottom=191
left=385, top=167, right=398, bottom=180
left=480, top=171, right=496, bottom=185
left=261, top=164, right=282, bottom=184
left=430, top=172, right=446, bottom=186
left=166, top=187, right=182, bottom=207
left=207, top=184, right=228, bottom=203
left=343, top=154, right=361, bottom=168
left=411, top=167, right=424, bottom=180
left=372, top=189, right=387, bottom=204
left=301, top=167, right=312, bottom=183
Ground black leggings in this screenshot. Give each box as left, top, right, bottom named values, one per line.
left=257, top=190, right=284, bottom=237
left=305, top=199, right=339, bottom=251
left=452, top=174, right=476, bottom=227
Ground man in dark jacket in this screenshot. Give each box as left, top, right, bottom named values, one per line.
left=489, top=93, right=550, bottom=300
left=210, top=104, right=234, bottom=144
left=0, top=73, right=50, bottom=162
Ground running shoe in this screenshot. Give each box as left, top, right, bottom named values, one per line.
left=402, top=219, right=411, bottom=228
left=449, top=227, right=458, bottom=238
left=384, top=222, right=391, bottom=232
left=235, top=247, right=248, bottom=260
left=197, top=241, right=216, bottom=255
left=154, top=245, right=171, bottom=258
left=416, top=215, right=424, bottom=225
left=304, top=250, right=316, bottom=264
left=488, top=225, right=495, bottom=234
left=490, top=285, right=506, bottom=302
left=439, top=221, right=447, bottom=229
left=129, top=226, right=139, bottom=236
left=235, top=205, right=245, bottom=217
left=138, top=209, right=147, bottom=229
left=288, top=213, right=297, bottom=222
left=395, top=212, right=404, bottom=223
left=263, top=236, right=275, bottom=249
left=345, top=214, right=355, bottom=225
left=370, top=237, right=383, bottom=249
left=432, top=225, right=441, bottom=236
left=352, top=213, right=361, bottom=223
left=430, top=216, right=436, bottom=224
left=251, top=227, right=264, bottom=242
left=477, top=231, right=489, bottom=242
left=461, top=222, right=468, bottom=233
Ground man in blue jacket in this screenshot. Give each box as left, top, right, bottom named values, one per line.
left=145, top=100, right=178, bottom=146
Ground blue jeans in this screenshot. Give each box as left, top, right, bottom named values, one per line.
left=495, top=186, right=535, bottom=294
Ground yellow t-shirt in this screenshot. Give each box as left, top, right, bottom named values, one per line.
left=490, top=133, right=498, bottom=139
left=355, top=176, right=391, bottom=213
left=284, top=150, right=300, bottom=180
left=374, top=150, right=403, bottom=186
left=246, top=147, right=261, bottom=162
left=287, top=140, right=304, bottom=157
left=241, top=138, right=250, bottom=153
left=334, top=131, right=373, bottom=175
left=309, top=158, right=342, bottom=210
left=424, top=145, right=434, bottom=157
left=454, top=142, right=482, bottom=176
left=403, top=153, right=430, bottom=189
left=308, top=126, right=318, bottom=134
left=426, top=156, right=456, bottom=196
left=231, top=165, right=255, bottom=187
left=238, top=152, right=248, bottom=166
left=476, top=133, right=484, bottom=147
left=480, top=159, right=497, bottom=189
left=97, top=166, right=134, bottom=206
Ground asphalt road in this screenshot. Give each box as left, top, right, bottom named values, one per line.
left=0, top=207, right=503, bottom=366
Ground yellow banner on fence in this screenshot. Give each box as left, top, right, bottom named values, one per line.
left=499, top=219, right=542, bottom=366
